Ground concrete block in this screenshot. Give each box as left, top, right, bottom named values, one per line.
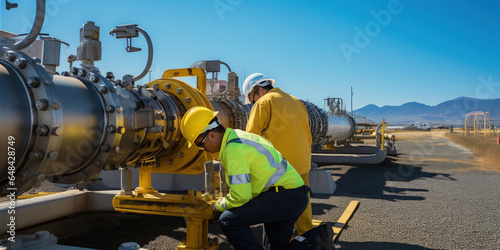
left=308, top=170, right=336, bottom=195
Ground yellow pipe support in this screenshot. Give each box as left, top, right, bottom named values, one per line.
left=113, top=190, right=219, bottom=249
left=179, top=218, right=218, bottom=250
left=135, top=165, right=156, bottom=194
left=162, top=68, right=207, bottom=95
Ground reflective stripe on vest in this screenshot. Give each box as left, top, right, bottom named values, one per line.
left=228, top=173, right=251, bottom=185
left=228, top=138, right=288, bottom=188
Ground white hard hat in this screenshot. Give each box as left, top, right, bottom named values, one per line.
left=242, top=73, right=275, bottom=104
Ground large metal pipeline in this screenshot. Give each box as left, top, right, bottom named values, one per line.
left=0, top=22, right=220, bottom=195
left=1, top=18, right=359, bottom=195
left=302, top=101, right=356, bottom=147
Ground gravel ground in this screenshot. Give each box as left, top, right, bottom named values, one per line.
left=3, top=131, right=500, bottom=249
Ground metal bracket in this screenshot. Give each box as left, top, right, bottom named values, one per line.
left=110, top=24, right=153, bottom=82
left=126, top=37, right=141, bottom=52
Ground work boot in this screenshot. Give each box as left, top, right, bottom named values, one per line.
left=318, top=222, right=335, bottom=250
left=288, top=223, right=335, bottom=249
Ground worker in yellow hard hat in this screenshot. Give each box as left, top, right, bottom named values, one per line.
left=180, top=106, right=308, bottom=249
left=243, top=73, right=314, bottom=236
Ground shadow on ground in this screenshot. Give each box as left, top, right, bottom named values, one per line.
left=321, top=157, right=455, bottom=202
left=336, top=241, right=431, bottom=249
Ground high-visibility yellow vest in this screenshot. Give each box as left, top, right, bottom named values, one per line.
left=215, top=128, right=304, bottom=211
left=246, top=88, right=312, bottom=175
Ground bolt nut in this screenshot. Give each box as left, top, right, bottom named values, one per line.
left=98, top=86, right=108, bottom=94
left=177, top=152, right=184, bottom=158
left=51, top=100, right=61, bottom=110
left=36, top=99, right=49, bottom=110
left=15, top=58, right=27, bottom=69
left=143, top=83, right=149, bottom=89
left=117, top=127, right=125, bottom=134
left=90, top=74, right=99, bottom=83
left=106, top=125, right=116, bottom=133
left=5, top=51, right=15, bottom=61
left=78, top=69, right=87, bottom=77
left=61, top=71, right=70, bottom=76
left=114, top=146, right=120, bottom=153
left=185, top=97, right=191, bottom=103
left=52, top=127, right=63, bottom=136
left=176, top=88, right=182, bottom=94
left=152, top=82, right=158, bottom=90
left=94, top=160, right=103, bottom=167
left=106, top=72, right=114, bottom=80
left=164, top=83, right=170, bottom=89
left=116, top=106, right=123, bottom=113
left=28, top=77, right=41, bottom=88
left=106, top=105, right=115, bottom=113
left=29, top=150, right=44, bottom=161
left=36, top=125, right=50, bottom=136
left=70, top=67, right=78, bottom=75
left=19, top=170, right=33, bottom=181
left=43, top=78, right=51, bottom=85
left=48, top=151, right=59, bottom=160
left=166, top=159, right=173, bottom=165
left=155, top=112, right=164, bottom=120
left=100, top=144, right=111, bottom=152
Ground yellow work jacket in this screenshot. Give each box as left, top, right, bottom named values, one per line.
left=246, top=88, right=312, bottom=175
left=215, top=128, right=304, bottom=211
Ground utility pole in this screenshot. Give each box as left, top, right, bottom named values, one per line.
left=148, top=70, right=152, bottom=82
left=350, top=86, right=353, bottom=115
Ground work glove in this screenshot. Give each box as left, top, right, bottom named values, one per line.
left=212, top=203, right=223, bottom=223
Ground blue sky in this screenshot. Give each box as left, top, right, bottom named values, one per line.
left=1, top=0, right=500, bottom=111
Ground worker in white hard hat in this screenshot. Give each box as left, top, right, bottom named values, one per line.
left=243, top=73, right=315, bottom=236
left=180, top=106, right=308, bottom=249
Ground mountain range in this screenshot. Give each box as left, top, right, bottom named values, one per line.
left=354, top=97, right=500, bottom=125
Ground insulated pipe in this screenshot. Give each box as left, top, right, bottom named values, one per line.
left=325, top=115, right=354, bottom=140
left=12, top=0, right=45, bottom=50
left=302, top=101, right=356, bottom=147
left=311, top=149, right=387, bottom=165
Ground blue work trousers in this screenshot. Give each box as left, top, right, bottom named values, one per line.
left=218, top=185, right=308, bottom=250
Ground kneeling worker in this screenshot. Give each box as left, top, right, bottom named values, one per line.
left=180, top=106, right=308, bottom=249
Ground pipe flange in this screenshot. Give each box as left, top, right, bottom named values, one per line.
left=148, top=78, right=213, bottom=174
left=0, top=48, right=62, bottom=193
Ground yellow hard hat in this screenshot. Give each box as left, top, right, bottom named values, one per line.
left=180, top=106, right=219, bottom=148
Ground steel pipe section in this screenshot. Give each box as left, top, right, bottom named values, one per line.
left=302, top=101, right=356, bottom=147
left=210, top=99, right=251, bottom=131
left=0, top=47, right=211, bottom=195
left=325, top=115, right=354, bottom=140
